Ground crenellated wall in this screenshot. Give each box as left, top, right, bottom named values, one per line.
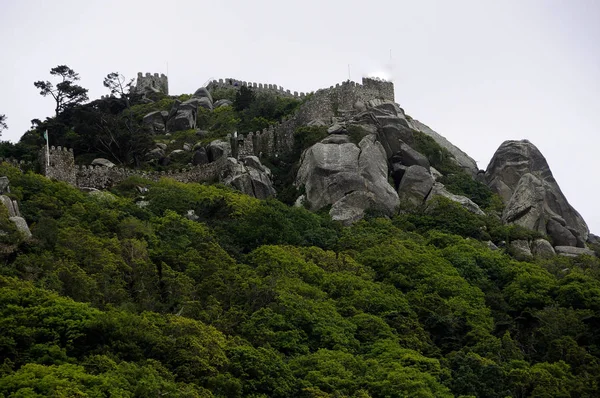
left=227, top=77, right=395, bottom=158
left=39, top=146, right=227, bottom=190
left=135, top=72, right=169, bottom=95
left=207, top=78, right=308, bottom=98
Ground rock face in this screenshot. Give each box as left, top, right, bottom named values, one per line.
left=296, top=133, right=399, bottom=225
left=397, top=165, right=434, bottom=206
left=485, top=140, right=589, bottom=246
left=221, top=156, right=276, bottom=200
left=555, top=246, right=595, bottom=257
left=143, top=111, right=168, bottom=132
left=426, top=182, right=485, bottom=215
left=407, top=119, right=479, bottom=176
left=510, top=239, right=533, bottom=261
left=531, top=239, right=556, bottom=258
left=207, top=139, right=231, bottom=162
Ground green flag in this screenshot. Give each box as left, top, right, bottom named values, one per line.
left=43, top=130, right=48, bottom=141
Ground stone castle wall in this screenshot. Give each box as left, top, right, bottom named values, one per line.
left=135, top=72, right=169, bottom=95
left=231, top=77, right=395, bottom=158
left=38, top=146, right=227, bottom=190
left=207, top=78, right=308, bottom=98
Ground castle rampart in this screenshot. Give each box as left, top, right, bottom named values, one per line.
left=39, top=147, right=227, bottom=190
left=229, top=77, right=395, bottom=158
left=135, top=72, right=169, bottom=95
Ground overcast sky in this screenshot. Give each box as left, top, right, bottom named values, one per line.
left=0, top=0, right=598, bottom=233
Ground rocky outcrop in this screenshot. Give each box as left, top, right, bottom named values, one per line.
left=296, top=133, right=399, bottom=225
left=555, top=246, right=595, bottom=258
left=510, top=239, right=533, bottom=261
left=397, top=165, right=434, bottom=206
left=485, top=140, right=588, bottom=247
left=143, top=111, right=169, bottom=132
left=207, top=139, right=231, bottom=162
left=221, top=156, right=276, bottom=200
left=531, top=239, right=556, bottom=258
left=426, top=182, right=485, bottom=215
left=407, top=118, right=479, bottom=176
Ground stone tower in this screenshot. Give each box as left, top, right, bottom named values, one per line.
left=135, top=72, right=169, bottom=95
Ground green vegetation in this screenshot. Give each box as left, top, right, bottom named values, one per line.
left=0, top=161, right=599, bottom=397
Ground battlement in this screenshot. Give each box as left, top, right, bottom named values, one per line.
left=207, top=78, right=309, bottom=98
left=135, top=72, right=169, bottom=95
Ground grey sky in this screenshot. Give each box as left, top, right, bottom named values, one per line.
left=1, top=0, right=599, bottom=233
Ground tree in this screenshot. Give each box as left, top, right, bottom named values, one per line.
left=34, top=65, right=89, bottom=117
left=0, top=114, right=6, bottom=134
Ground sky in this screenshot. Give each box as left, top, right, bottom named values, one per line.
left=0, top=0, right=599, bottom=234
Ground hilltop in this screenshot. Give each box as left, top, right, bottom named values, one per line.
left=0, top=70, right=599, bottom=397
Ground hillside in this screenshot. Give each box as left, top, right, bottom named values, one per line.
left=0, top=72, right=599, bottom=397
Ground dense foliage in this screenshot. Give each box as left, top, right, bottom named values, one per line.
left=0, top=162, right=599, bottom=397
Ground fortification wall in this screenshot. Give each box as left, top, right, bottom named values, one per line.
left=242, top=77, right=395, bottom=158
left=40, top=146, right=227, bottom=190
left=207, top=78, right=308, bottom=98
left=135, top=72, right=169, bottom=95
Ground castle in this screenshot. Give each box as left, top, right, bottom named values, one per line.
left=34, top=75, right=395, bottom=190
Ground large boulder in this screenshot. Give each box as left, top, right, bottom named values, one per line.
left=192, top=87, right=213, bottom=103
left=207, top=139, right=231, bottom=162
left=296, top=134, right=399, bottom=224
left=393, top=143, right=430, bottom=169
left=91, top=158, right=116, bottom=168
left=397, top=165, right=434, bottom=206
left=221, top=157, right=276, bottom=199
left=192, top=148, right=209, bottom=166
left=555, top=246, right=595, bottom=258
left=407, top=118, right=479, bottom=176
left=426, top=182, right=485, bottom=215
left=531, top=239, right=556, bottom=258
left=0, top=195, right=17, bottom=217
left=167, top=108, right=196, bottom=131
left=0, top=177, right=10, bottom=194
left=510, top=240, right=533, bottom=261
left=9, top=216, right=31, bottom=239
left=142, top=111, right=168, bottom=132
left=486, top=140, right=589, bottom=246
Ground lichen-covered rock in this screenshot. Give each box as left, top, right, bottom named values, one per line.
left=296, top=134, right=398, bottom=224
left=330, top=191, right=376, bottom=226
left=0, top=195, right=17, bottom=217
left=207, top=139, right=231, bottom=162
left=221, top=157, right=276, bottom=199
left=192, top=148, right=209, bottom=166
left=510, top=239, right=532, bottom=260
left=531, top=239, right=556, bottom=258
left=142, top=111, right=168, bottom=132
left=426, top=182, right=485, bottom=215
left=555, top=246, right=595, bottom=257
left=192, top=87, right=213, bottom=103
left=9, top=216, right=31, bottom=239
left=0, top=177, right=9, bottom=194
left=407, top=118, right=479, bottom=176
left=167, top=108, right=196, bottom=132
left=397, top=165, right=434, bottom=206
left=486, top=140, right=589, bottom=247
left=91, top=158, right=116, bottom=168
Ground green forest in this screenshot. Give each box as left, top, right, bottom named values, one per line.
left=0, top=68, right=600, bottom=397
